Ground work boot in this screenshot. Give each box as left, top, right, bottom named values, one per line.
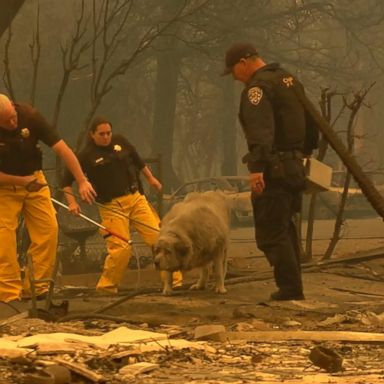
left=270, top=290, right=305, bottom=301
left=94, top=288, right=118, bottom=297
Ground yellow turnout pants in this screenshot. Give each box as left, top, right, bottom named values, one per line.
left=96, top=191, right=182, bottom=292
left=0, top=171, right=58, bottom=302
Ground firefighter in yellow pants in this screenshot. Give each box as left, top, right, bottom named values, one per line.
left=0, top=172, right=57, bottom=302
left=0, top=94, right=96, bottom=303
left=62, top=116, right=182, bottom=294
left=97, top=191, right=182, bottom=293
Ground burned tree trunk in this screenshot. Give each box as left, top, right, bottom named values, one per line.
left=304, top=89, right=337, bottom=260
left=322, top=89, right=371, bottom=259
left=152, top=36, right=181, bottom=192
left=0, top=0, right=25, bottom=38
left=300, top=86, right=384, bottom=220
left=220, top=77, right=237, bottom=176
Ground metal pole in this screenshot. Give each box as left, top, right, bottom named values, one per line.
left=51, top=198, right=132, bottom=245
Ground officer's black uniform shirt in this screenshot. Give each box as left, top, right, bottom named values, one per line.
left=238, top=63, right=306, bottom=173
left=61, top=134, right=145, bottom=203
left=0, top=103, right=61, bottom=176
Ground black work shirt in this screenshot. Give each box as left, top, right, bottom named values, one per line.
left=0, top=103, right=60, bottom=175
left=61, top=134, right=145, bottom=203
left=238, top=63, right=306, bottom=173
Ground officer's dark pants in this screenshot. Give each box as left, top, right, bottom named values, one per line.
left=251, top=159, right=305, bottom=296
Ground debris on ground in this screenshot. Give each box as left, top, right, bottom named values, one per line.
left=318, top=310, right=384, bottom=329
left=0, top=318, right=383, bottom=383
left=0, top=221, right=383, bottom=383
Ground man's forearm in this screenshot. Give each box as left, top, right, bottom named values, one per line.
left=52, top=140, right=96, bottom=204
left=0, top=172, right=32, bottom=187
left=52, top=140, right=87, bottom=184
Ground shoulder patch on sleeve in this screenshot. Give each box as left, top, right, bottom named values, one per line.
left=247, top=87, right=263, bottom=105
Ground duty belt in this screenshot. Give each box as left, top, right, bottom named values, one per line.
left=97, top=185, right=138, bottom=203
left=277, top=149, right=303, bottom=160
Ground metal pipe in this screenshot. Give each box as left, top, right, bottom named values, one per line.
left=50, top=185, right=160, bottom=232
left=51, top=198, right=132, bottom=245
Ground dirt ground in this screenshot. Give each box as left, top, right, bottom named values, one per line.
left=0, top=218, right=383, bottom=383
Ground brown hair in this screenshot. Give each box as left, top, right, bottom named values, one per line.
left=86, top=116, right=112, bottom=144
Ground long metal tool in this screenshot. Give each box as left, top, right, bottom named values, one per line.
left=51, top=197, right=132, bottom=245
left=49, top=184, right=160, bottom=233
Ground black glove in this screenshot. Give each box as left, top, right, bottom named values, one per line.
left=25, top=179, right=47, bottom=192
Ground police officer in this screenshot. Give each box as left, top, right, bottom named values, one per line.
left=222, top=43, right=309, bottom=301
left=0, top=93, right=96, bottom=303
left=62, top=117, right=182, bottom=294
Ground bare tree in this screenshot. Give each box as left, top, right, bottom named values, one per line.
left=51, top=0, right=93, bottom=185
left=2, top=26, right=15, bottom=100
left=322, top=84, right=375, bottom=260
left=3, top=1, right=41, bottom=104
left=52, top=1, right=91, bottom=130
left=29, top=0, right=40, bottom=106
left=3, top=0, right=384, bottom=196
left=75, top=0, right=209, bottom=151
left=304, top=88, right=346, bottom=260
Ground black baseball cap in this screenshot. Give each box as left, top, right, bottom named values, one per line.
left=221, top=42, right=258, bottom=75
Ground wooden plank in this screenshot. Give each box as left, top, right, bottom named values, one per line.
left=0, top=311, right=28, bottom=327
left=330, top=287, right=384, bottom=297
left=219, top=330, right=384, bottom=344
left=306, top=247, right=384, bottom=268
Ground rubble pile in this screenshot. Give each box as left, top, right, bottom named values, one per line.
left=0, top=315, right=383, bottom=383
